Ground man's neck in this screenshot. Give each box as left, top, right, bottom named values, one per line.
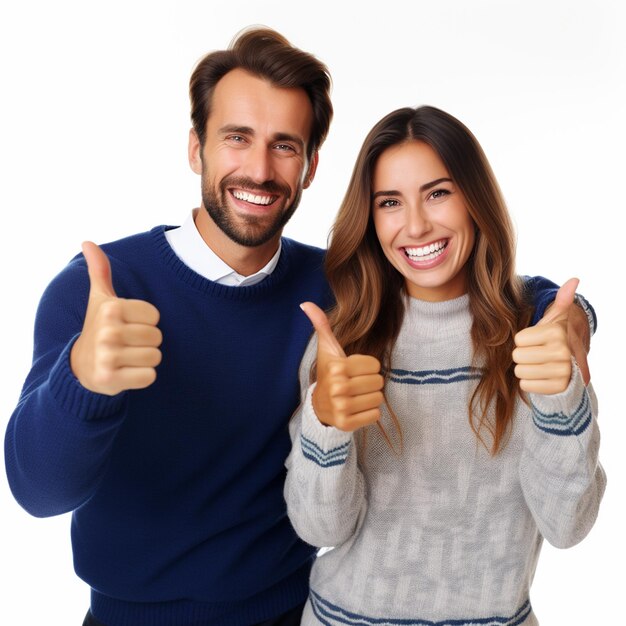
left=194, top=207, right=281, bottom=277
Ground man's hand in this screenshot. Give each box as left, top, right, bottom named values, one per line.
left=513, top=278, right=578, bottom=395
left=300, top=302, right=384, bottom=431
left=70, top=241, right=163, bottom=396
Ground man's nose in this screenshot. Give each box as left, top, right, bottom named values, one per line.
left=242, top=144, right=273, bottom=183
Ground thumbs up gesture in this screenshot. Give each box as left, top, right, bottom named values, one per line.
left=512, top=278, right=578, bottom=395
left=300, top=302, right=384, bottom=431
left=70, top=241, right=163, bottom=396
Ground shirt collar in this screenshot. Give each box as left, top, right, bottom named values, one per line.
left=165, top=209, right=281, bottom=286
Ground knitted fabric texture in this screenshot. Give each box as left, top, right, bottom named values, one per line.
left=285, top=293, right=605, bottom=626
left=5, top=226, right=332, bottom=626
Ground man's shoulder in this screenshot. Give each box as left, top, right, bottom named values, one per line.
left=280, top=237, right=328, bottom=286
left=48, top=226, right=168, bottom=297
left=281, top=237, right=326, bottom=262
left=97, top=225, right=168, bottom=259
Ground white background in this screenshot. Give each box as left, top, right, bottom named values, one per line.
left=1, top=1, right=624, bottom=624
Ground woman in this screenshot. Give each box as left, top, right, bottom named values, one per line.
left=284, top=105, right=605, bottom=625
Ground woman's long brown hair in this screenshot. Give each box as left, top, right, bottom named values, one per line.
left=325, top=106, right=534, bottom=454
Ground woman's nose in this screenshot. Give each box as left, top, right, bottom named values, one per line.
left=405, top=205, right=432, bottom=238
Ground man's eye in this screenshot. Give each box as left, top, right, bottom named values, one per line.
left=275, top=143, right=295, bottom=152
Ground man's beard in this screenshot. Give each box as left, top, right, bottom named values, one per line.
left=201, top=174, right=302, bottom=247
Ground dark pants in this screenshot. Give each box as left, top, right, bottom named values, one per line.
left=82, top=602, right=305, bottom=626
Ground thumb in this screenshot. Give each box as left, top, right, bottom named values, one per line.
left=82, top=241, right=116, bottom=298
left=300, top=302, right=346, bottom=358
left=538, top=277, right=579, bottom=326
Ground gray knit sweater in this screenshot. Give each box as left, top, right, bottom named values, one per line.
left=284, top=294, right=605, bottom=626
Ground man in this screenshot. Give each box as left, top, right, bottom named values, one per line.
left=4, top=27, right=594, bottom=626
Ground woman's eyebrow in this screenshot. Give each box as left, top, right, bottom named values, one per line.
left=420, top=177, right=452, bottom=192
left=372, top=177, right=453, bottom=199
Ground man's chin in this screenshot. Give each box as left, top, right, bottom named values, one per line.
left=224, top=223, right=283, bottom=248
left=228, top=210, right=293, bottom=247
left=203, top=195, right=296, bottom=248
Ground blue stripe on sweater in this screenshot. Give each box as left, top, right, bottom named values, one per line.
left=389, top=366, right=483, bottom=386
left=301, top=435, right=350, bottom=468
left=309, top=590, right=532, bottom=626
left=531, top=392, right=592, bottom=436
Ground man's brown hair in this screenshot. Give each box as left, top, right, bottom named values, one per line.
left=190, top=27, right=333, bottom=160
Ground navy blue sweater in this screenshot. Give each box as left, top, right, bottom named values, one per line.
left=5, top=226, right=333, bottom=625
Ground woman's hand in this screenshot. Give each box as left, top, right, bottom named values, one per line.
left=512, top=278, right=578, bottom=395
left=300, top=302, right=384, bottom=431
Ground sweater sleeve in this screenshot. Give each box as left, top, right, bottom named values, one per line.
left=519, top=361, right=606, bottom=548
left=4, top=257, right=129, bottom=518
left=284, top=337, right=367, bottom=549
left=526, top=274, right=597, bottom=333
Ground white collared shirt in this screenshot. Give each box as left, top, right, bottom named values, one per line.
left=165, top=209, right=281, bottom=286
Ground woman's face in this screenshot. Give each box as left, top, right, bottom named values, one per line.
left=372, top=140, right=476, bottom=302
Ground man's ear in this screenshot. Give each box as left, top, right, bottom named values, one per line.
left=303, top=151, right=319, bottom=189
left=188, top=128, right=203, bottom=175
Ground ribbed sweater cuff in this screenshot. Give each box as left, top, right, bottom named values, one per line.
left=574, top=292, right=597, bottom=335
left=299, top=384, right=353, bottom=468
left=48, top=335, right=128, bottom=421
left=530, top=361, right=593, bottom=436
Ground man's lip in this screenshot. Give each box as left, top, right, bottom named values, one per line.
left=229, top=188, right=280, bottom=207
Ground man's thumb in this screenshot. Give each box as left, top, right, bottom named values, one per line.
left=300, top=302, right=345, bottom=358
left=82, top=241, right=116, bottom=298
left=538, top=277, right=579, bottom=325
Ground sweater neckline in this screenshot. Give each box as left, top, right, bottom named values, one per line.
left=403, top=293, right=473, bottom=337
left=151, top=225, right=293, bottom=300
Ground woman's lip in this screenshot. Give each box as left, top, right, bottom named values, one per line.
left=404, top=238, right=448, bottom=254
left=401, top=239, right=450, bottom=269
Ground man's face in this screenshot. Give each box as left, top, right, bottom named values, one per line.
left=189, top=68, right=316, bottom=248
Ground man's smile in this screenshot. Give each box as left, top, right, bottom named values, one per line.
left=231, top=189, right=279, bottom=206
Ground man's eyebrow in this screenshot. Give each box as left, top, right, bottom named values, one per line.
left=272, top=132, right=305, bottom=150
left=219, top=125, right=254, bottom=135
left=218, top=126, right=305, bottom=150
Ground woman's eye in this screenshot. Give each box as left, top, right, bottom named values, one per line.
left=378, top=199, right=400, bottom=208
left=430, top=189, right=450, bottom=200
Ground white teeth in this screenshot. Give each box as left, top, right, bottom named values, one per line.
left=233, top=190, right=274, bottom=205
left=405, top=240, right=447, bottom=258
